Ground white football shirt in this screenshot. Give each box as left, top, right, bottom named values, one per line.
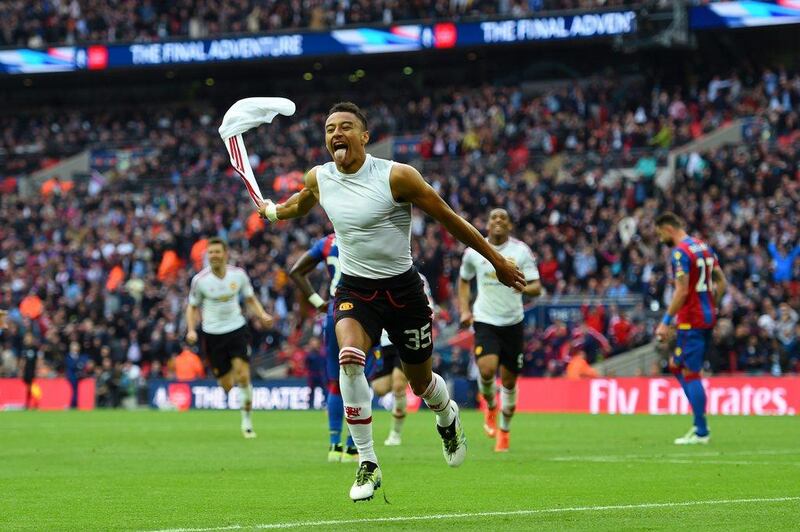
left=316, top=155, right=412, bottom=279
left=459, top=238, right=539, bottom=327
left=188, top=265, right=254, bottom=335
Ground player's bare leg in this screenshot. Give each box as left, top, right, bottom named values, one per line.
left=476, top=354, right=500, bottom=438
left=495, top=366, right=518, bottom=452
left=403, top=358, right=466, bottom=467
left=384, top=367, right=408, bottom=446
left=336, top=318, right=381, bottom=502
left=232, top=358, right=255, bottom=439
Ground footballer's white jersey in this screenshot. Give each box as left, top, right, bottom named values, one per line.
left=380, top=272, right=434, bottom=347
left=188, top=265, right=255, bottom=335
left=316, top=154, right=412, bottom=279
left=459, top=237, right=539, bottom=327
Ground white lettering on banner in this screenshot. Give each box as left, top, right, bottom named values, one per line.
left=162, top=41, right=207, bottom=63
left=482, top=12, right=634, bottom=44
left=153, top=386, right=169, bottom=408
left=648, top=379, right=690, bottom=414
left=589, top=379, right=638, bottom=414
left=171, top=384, right=326, bottom=410
left=480, top=21, right=517, bottom=42
left=130, top=43, right=162, bottom=64
left=207, top=36, right=302, bottom=61
left=589, top=379, right=796, bottom=415
left=131, top=36, right=303, bottom=66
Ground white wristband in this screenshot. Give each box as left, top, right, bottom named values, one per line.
left=308, top=293, right=325, bottom=308
left=265, top=201, right=278, bottom=222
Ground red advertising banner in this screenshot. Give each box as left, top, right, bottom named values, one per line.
left=515, top=377, right=800, bottom=415
left=0, top=378, right=95, bottom=410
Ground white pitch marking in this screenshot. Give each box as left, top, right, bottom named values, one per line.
left=549, top=456, right=800, bottom=467
left=145, top=496, right=800, bottom=532
left=551, top=449, right=800, bottom=462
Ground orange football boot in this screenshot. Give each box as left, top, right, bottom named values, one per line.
left=483, top=403, right=499, bottom=438
left=494, top=430, right=510, bottom=452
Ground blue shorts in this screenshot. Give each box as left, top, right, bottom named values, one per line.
left=674, top=328, right=712, bottom=373
left=324, top=307, right=376, bottom=383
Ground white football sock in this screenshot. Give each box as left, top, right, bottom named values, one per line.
left=479, top=376, right=497, bottom=409
left=420, top=373, right=455, bottom=427
left=499, top=385, right=517, bottom=432
left=239, top=382, right=253, bottom=411
left=339, top=347, right=377, bottom=464
left=391, top=391, right=407, bottom=434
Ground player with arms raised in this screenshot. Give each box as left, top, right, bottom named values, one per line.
left=654, top=213, right=726, bottom=445
left=255, top=102, right=525, bottom=501
left=459, top=208, right=541, bottom=452
left=186, top=237, right=273, bottom=438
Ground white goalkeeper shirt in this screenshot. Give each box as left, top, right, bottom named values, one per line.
left=188, top=266, right=254, bottom=335
left=459, top=238, right=539, bottom=327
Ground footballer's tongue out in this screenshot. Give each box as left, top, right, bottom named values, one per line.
left=333, top=141, right=347, bottom=162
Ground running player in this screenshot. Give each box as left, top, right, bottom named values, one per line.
left=186, top=237, right=273, bottom=439
left=654, top=212, right=727, bottom=445
left=371, top=272, right=434, bottom=447
left=458, top=208, right=541, bottom=452
left=255, top=102, right=525, bottom=501
left=289, top=232, right=361, bottom=462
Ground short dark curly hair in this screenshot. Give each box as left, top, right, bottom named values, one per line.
left=327, top=101, right=368, bottom=130
left=654, top=212, right=685, bottom=229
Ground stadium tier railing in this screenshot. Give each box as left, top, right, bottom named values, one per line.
left=592, top=342, right=660, bottom=377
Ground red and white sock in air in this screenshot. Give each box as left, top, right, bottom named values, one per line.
left=420, top=373, right=456, bottom=427
left=499, top=385, right=517, bottom=432
left=339, top=347, right=377, bottom=464
left=479, top=376, right=497, bottom=410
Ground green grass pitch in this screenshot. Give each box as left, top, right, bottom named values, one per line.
left=2, top=409, right=799, bottom=531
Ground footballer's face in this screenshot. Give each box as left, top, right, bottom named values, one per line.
left=207, top=243, right=228, bottom=268
left=656, top=225, right=675, bottom=247
left=488, top=208, right=512, bottom=239
left=325, top=112, right=369, bottom=168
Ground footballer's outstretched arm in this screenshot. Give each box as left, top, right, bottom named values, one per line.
left=457, top=278, right=473, bottom=327
left=666, top=273, right=689, bottom=318
left=289, top=251, right=328, bottom=311
left=257, top=167, right=320, bottom=221
left=523, top=279, right=542, bottom=298
left=655, top=273, right=689, bottom=342
left=390, top=163, right=526, bottom=291
left=711, top=266, right=727, bottom=305
left=244, top=295, right=274, bottom=329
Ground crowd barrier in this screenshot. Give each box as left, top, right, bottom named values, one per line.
left=3, top=377, right=797, bottom=415
left=0, top=378, right=95, bottom=410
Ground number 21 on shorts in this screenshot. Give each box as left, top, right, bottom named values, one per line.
left=403, top=323, right=432, bottom=351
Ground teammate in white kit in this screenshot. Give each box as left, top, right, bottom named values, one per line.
left=459, top=208, right=541, bottom=452
left=256, top=102, right=526, bottom=501
left=185, top=237, right=273, bottom=438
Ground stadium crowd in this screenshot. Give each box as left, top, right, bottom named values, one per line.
left=1, top=0, right=636, bottom=48
left=1, top=65, right=799, bottom=403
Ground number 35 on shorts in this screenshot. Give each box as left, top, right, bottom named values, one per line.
left=403, top=323, right=432, bottom=351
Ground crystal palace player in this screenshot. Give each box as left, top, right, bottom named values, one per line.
left=289, top=232, right=368, bottom=463
left=257, top=102, right=525, bottom=502
left=459, top=208, right=541, bottom=452
left=654, top=213, right=727, bottom=445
